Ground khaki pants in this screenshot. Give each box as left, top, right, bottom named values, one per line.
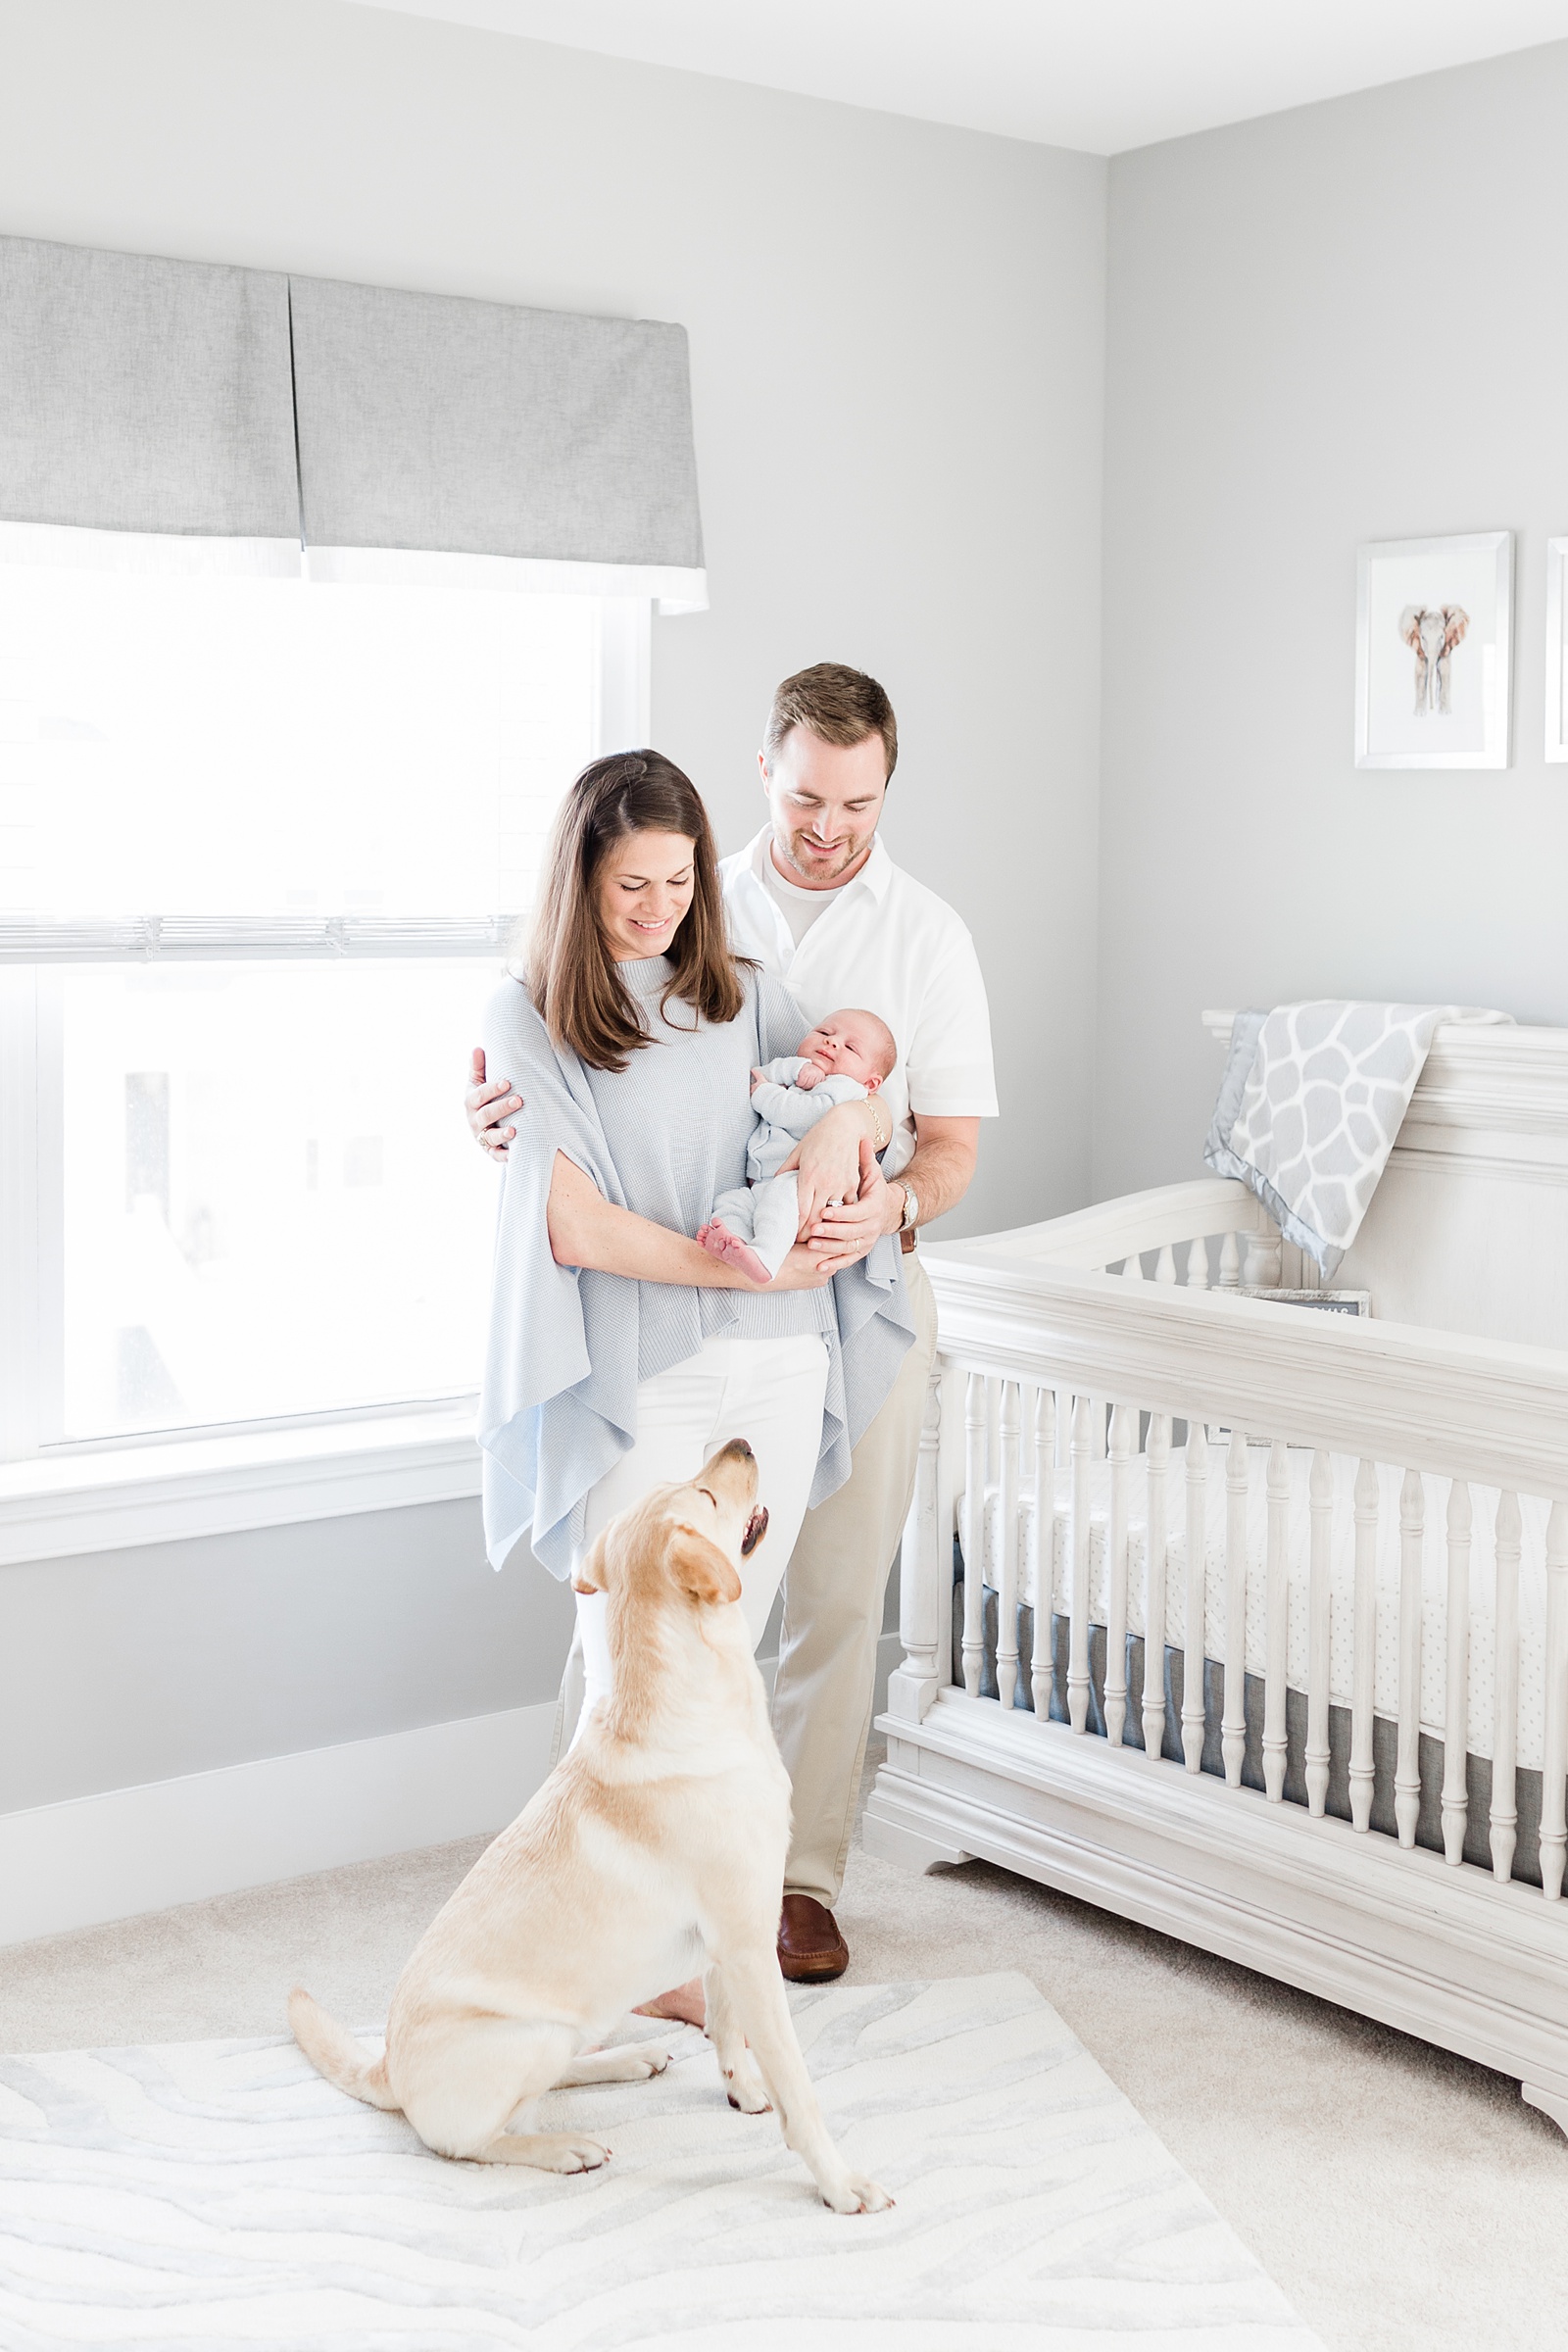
left=771, top=1250, right=939, bottom=1908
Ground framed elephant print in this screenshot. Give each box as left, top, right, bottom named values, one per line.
left=1354, top=530, right=1512, bottom=769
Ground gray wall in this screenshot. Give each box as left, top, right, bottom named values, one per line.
left=0, top=0, right=1106, bottom=1801
left=1096, top=42, right=1568, bottom=1198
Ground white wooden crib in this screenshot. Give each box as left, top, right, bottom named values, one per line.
left=864, top=1014, right=1568, bottom=2133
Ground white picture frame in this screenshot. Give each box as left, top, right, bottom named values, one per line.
left=1354, top=531, right=1512, bottom=769
left=1546, top=539, right=1568, bottom=762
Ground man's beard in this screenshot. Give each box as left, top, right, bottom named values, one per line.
left=779, top=828, right=870, bottom=886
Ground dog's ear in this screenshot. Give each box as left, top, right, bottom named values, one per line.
left=668, top=1522, right=743, bottom=1607
left=572, top=1532, right=609, bottom=1595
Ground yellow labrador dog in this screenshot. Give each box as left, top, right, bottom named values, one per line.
left=290, top=1438, right=891, bottom=2214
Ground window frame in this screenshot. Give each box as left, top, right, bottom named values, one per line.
left=0, top=591, right=651, bottom=1558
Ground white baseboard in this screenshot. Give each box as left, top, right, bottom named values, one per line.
left=1, top=1633, right=903, bottom=1951
left=0, top=1702, right=556, bottom=1948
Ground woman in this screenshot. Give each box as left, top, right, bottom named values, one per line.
left=477, top=752, right=915, bottom=1822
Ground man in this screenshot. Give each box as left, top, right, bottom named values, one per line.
left=467, top=662, right=997, bottom=1980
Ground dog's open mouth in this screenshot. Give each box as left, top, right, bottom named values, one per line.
left=741, top=1504, right=768, bottom=1557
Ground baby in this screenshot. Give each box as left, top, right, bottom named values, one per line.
left=698, top=1006, right=898, bottom=1285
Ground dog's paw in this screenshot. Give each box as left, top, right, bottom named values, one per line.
left=821, top=2172, right=894, bottom=2215
left=545, top=2135, right=612, bottom=2174
left=632, top=2045, right=672, bottom=2079
left=722, top=2060, right=771, bottom=2114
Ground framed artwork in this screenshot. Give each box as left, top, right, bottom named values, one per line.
left=1546, top=539, right=1568, bottom=761
left=1354, top=531, right=1512, bottom=769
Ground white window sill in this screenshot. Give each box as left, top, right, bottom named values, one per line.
left=0, top=1407, right=482, bottom=1566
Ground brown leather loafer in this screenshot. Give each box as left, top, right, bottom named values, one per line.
left=777, top=1892, right=850, bottom=1982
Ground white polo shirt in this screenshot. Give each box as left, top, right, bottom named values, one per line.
left=719, top=826, right=998, bottom=1181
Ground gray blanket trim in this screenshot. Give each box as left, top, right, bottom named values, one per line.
left=1200, top=1006, right=1344, bottom=1277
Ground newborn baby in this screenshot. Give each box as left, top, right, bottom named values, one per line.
left=698, top=1006, right=898, bottom=1285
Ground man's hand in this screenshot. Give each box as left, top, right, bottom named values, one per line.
left=467, top=1047, right=522, bottom=1162
left=805, top=1137, right=902, bottom=1272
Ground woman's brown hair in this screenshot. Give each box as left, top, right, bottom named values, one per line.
left=522, top=750, right=746, bottom=1072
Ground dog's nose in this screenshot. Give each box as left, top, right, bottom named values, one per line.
left=717, top=1437, right=754, bottom=1461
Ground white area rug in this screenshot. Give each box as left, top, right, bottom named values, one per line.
left=0, top=1973, right=1322, bottom=2349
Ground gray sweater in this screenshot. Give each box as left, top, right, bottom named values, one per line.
left=478, top=956, right=914, bottom=1577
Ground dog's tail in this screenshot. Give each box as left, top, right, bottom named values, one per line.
left=288, top=1986, right=401, bottom=2112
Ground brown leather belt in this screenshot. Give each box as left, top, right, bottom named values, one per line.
left=900, top=1228, right=918, bottom=1253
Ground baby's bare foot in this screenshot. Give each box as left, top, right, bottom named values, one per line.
left=702, top=1220, right=773, bottom=1285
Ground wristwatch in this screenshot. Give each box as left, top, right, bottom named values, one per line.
left=899, top=1181, right=919, bottom=1232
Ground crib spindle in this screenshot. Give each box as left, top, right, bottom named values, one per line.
left=1182, top=1418, right=1208, bottom=1772
left=894, top=1366, right=944, bottom=1717
left=1143, top=1412, right=1170, bottom=1760
left=1305, top=1449, right=1332, bottom=1817
left=1490, top=1491, right=1521, bottom=1885
left=1349, top=1458, right=1379, bottom=1833
left=1154, top=1245, right=1177, bottom=1286
left=1218, top=1231, right=1241, bottom=1291
left=1068, top=1395, right=1093, bottom=1733
left=1442, top=1481, right=1472, bottom=1866
left=1395, top=1470, right=1424, bottom=1849
left=1243, top=1227, right=1284, bottom=1288
left=1542, top=1502, right=1568, bottom=1901
left=1030, top=1387, right=1055, bottom=1721
left=1222, top=1428, right=1248, bottom=1788
left=1123, top=1251, right=1144, bottom=1282
left=961, top=1371, right=986, bottom=1698
left=1262, top=1439, right=1289, bottom=1801
left=1106, top=1404, right=1133, bottom=1745
left=1018, top=1380, right=1037, bottom=1699
left=1185, top=1237, right=1209, bottom=1292
left=997, top=1382, right=1021, bottom=1712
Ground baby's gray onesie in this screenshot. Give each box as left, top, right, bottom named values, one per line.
left=707, top=1056, right=869, bottom=1277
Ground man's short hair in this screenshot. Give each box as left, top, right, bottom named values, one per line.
left=763, top=662, right=898, bottom=782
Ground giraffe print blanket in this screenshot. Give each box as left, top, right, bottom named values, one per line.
left=1202, top=1002, right=1510, bottom=1276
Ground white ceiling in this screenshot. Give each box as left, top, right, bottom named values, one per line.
left=343, top=0, right=1568, bottom=154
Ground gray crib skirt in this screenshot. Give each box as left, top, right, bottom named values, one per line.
left=952, top=1552, right=1545, bottom=1888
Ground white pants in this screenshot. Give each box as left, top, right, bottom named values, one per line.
left=708, top=1170, right=801, bottom=1280
left=569, top=1334, right=829, bottom=1744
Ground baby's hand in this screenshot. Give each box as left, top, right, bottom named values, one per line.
left=750, top=1066, right=767, bottom=1093
left=795, top=1061, right=823, bottom=1090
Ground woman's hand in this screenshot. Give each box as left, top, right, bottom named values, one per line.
left=780, top=1100, right=879, bottom=1230
left=759, top=1242, right=833, bottom=1292
left=805, top=1138, right=903, bottom=1272
left=467, top=1047, right=521, bottom=1162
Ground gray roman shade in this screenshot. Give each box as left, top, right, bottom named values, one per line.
left=288, top=275, right=706, bottom=611
left=0, top=232, right=706, bottom=609
left=0, top=234, right=300, bottom=570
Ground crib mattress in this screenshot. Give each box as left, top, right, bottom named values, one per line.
left=977, top=1448, right=1549, bottom=1767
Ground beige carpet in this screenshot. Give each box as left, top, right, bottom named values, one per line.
left=0, top=1740, right=1562, bottom=2352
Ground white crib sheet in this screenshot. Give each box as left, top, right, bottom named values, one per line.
left=982, top=1448, right=1549, bottom=1768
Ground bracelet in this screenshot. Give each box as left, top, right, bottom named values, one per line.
left=870, top=1101, right=891, bottom=1152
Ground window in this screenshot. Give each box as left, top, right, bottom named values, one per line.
left=0, top=559, right=647, bottom=1461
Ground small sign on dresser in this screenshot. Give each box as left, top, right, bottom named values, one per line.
left=1238, top=1287, right=1371, bottom=1317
